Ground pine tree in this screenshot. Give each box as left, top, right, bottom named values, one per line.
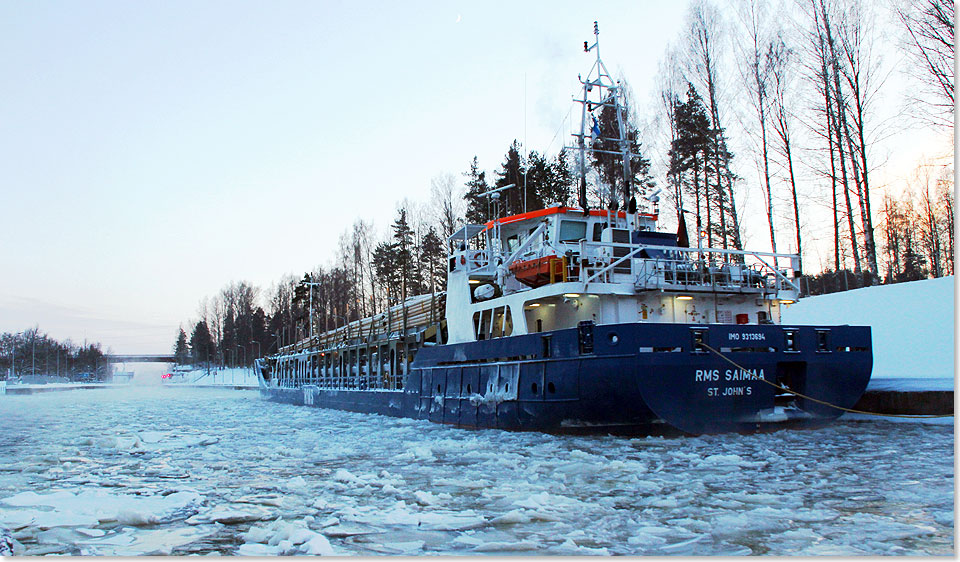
left=544, top=148, right=575, bottom=206
left=522, top=151, right=551, bottom=212
left=292, top=273, right=314, bottom=340
left=495, top=141, right=525, bottom=216
left=372, top=241, right=400, bottom=303
left=669, top=84, right=711, bottom=240
left=897, top=237, right=928, bottom=282
left=419, top=227, right=445, bottom=294
left=189, top=321, right=214, bottom=367
left=464, top=156, right=490, bottom=224
left=392, top=208, right=416, bottom=300
left=173, top=327, right=189, bottom=365
left=589, top=81, right=655, bottom=208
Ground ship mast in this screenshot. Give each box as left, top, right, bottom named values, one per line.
left=571, top=22, right=641, bottom=215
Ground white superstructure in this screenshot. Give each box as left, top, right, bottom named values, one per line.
left=444, top=205, right=801, bottom=345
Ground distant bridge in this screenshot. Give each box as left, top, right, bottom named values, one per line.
left=104, top=355, right=176, bottom=363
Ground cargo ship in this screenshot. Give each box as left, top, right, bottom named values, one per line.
left=254, top=25, right=872, bottom=435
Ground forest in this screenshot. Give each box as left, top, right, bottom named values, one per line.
left=0, top=328, right=106, bottom=380
left=172, top=0, right=953, bottom=369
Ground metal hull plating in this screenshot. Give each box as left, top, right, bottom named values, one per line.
left=257, top=322, right=872, bottom=435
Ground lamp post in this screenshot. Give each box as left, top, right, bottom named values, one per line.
left=303, top=281, right=322, bottom=340
left=236, top=344, right=246, bottom=383
left=250, top=340, right=261, bottom=383
left=698, top=229, right=706, bottom=264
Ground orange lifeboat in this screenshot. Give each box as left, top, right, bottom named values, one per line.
left=509, top=255, right=568, bottom=288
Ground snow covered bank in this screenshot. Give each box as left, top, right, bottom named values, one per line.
left=782, top=277, right=954, bottom=381
left=166, top=367, right=258, bottom=387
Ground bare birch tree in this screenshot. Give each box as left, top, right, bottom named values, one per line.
left=685, top=0, right=743, bottom=254
left=429, top=173, right=464, bottom=241
left=656, top=45, right=687, bottom=223
left=835, top=0, right=880, bottom=276
left=768, top=32, right=804, bottom=273
left=895, top=0, right=955, bottom=128
left=736, top=0, right=779, bottom=264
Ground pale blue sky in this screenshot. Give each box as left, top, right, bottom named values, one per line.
left=1, top=2, right=695, bottom=353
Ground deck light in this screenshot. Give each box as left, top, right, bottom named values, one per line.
left=468, top=279, right=480, bottom=284
left=563, top=293, right=581, bottom=298
left=526, top=303, right=541, bottom=308
left=779, top=299, right=795, bottom=305
left=675, top=295, right=693, bottom=300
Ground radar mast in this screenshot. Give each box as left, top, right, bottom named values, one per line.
left=571, top=22, right=647, bottom=215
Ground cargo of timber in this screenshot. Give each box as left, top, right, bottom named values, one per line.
left=254, top=24, right=872, bottom=435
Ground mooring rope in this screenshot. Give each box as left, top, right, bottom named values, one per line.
left=699, top=342, right=953, bottom=419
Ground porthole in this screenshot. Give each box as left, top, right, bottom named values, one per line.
left=467, top=384, right=472, bottom=394
left=609, top=333, right=619, bottom=345
left=437, top=384, right=442, bottom=393
left=548, top=382, right=556, bottom=394
left=532, top=382, right=538, bottom=393
left=505, top=383, right=509, bottom=392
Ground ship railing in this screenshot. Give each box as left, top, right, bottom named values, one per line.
left=575, top=240, right=800, bottom=294
left=462, top=249, right=493, bottom=275
left=279, top=292, right=445, bottom=355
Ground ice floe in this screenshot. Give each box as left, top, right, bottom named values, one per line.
left=0, top=385, right=952, bottom=555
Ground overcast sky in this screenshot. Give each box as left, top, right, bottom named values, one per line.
left=0, top=1, right=948, bottom=354
left=0, top=2, right=699, bottom=353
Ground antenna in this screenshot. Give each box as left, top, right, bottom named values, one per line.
left=479, top=183, right=516, bottom=198
left=481, top=183, right=516, bottom=225
left=569, top=21, right=637, bottom=214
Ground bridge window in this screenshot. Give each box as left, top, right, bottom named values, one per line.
left=559, top=220, right=587, bottom=243
left=611, top=228, right=629, bottom=243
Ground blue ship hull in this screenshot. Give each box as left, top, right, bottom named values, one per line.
left=259, top=322, right=872, bottom=435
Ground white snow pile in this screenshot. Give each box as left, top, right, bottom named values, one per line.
left=325, top=500, right=486, bottom=532
left=238, top=517, right=336, bottom=556
left=0, top=489, right=203, bottom=530
left=782, top=276, right=954, bottom=382
left=86, top=431, right=220, bottom=454
left=168, top=367, right=259, bottom=386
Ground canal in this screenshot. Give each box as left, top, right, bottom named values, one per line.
left=0, top=386, right=953, bottom=555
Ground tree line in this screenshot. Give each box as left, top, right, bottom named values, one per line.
left=176, top=0, right=954, bottom=365
left=0, top=327, right=106, bottom=380
left=653, top=0, right=953, bottom=284
left=174, top=140, right=584, bottom=368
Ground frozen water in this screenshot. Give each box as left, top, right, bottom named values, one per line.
left=0, top=386, right=953, bottom=555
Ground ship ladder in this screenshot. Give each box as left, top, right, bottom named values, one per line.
left=548, top=256, right=569, bottom=284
